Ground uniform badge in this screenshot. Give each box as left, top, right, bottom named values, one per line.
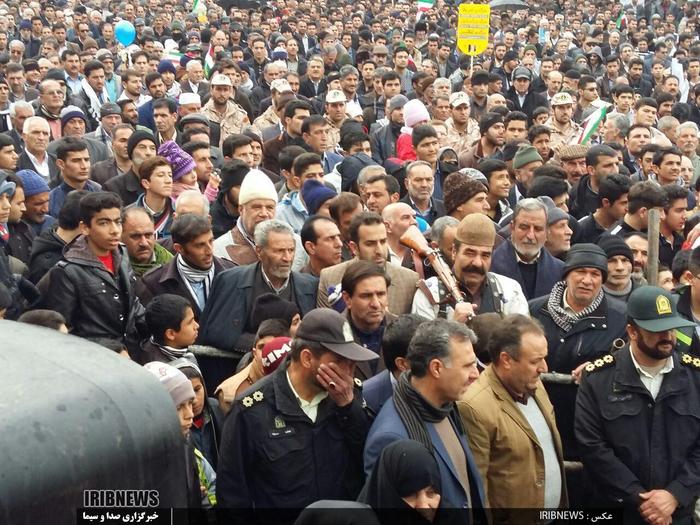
left=274, top=416, right=286, bottom=429
left=253, top=391, right=264, bottom=402
left=656, top=295, right=672, bottom=315
left=242, top=396, right=253, bottom=407
left=585, top=363, right=596, bottom=372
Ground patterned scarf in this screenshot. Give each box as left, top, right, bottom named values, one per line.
left=393, top=372, right=461, bottom=454
left=546, top=280, right=604, bottom=332
left=176, top=254, right=215, bottom=310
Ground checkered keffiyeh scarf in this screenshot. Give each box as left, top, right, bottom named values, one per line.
left=546, top=280, right=604, bottom=332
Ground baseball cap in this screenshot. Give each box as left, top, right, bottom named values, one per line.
left=261, top=337, right=292, bottom=375
left=294, top=309, right=379, bottom=361
left=449, top=91, right=470, bottom=108
left=325, top=90, right=347, bottom=104
left=627, top=286, right=695, bottom=333
left=550, top=92, right=574, bottom=106
left=512, top=66, right=532, bottom=80
left=210, top=73, right=232, bottom=86
left=270, top=79, right=293, bottom=93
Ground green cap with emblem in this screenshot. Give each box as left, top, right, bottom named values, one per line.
left=627, top=286, right=696, bottom=333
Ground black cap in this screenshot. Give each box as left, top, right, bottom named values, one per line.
left=564, top=243, right=609, bottom=281
left=127, top=130, right=156, bottom=158
left=295, top=309, right=379, bottom=361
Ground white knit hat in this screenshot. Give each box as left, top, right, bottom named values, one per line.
left=239, top=169, right=278, bottom=205
left=144, top=362, right=195, bottom=407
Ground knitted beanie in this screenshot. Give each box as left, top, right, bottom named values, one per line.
left=144, top=362, right=195, bottom=407
left=597, top=234, right=634, bottom=264
left=403, top=99, right=431, bottom=129
left=479, top=112, right=503, bottom=135
left=443, top=172, right=488, bottom=214
left=157, top=141, right=197, bottom=181
left=261, top=336, right=292, bottom=375
left=455, top=212, right=496, bottom=246
left=60, top=105, right=87, bottom=128
left=564, top=243, right=609, bottom=281
left=127, top=130, right=156, bottom=158
left=301, top=179, right=337, bottom=215
left=239, top=169, right=278, bottom=205
left=157, top=59, right=177, bottom=75
left=251, top=293, right=300, bottom=331
left=16, top=169, right=49, bottom=197
left=512, top=144, right=543, bottom=170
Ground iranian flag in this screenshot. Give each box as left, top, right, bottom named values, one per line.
left=576, top=104, right=609, bottom=145
left=163, top=49, right=183, bottom=67
left=615, top=12, right=627, bottom=30
left=204, top=44, right=215, bottom=78
left=418, top=0, right=434, bottom=11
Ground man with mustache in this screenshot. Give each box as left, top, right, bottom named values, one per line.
left=490, top=198, right=565, bottom=301
left=412, top=212, right=529, bottom=321
left=529, top=243, right=628, bottom=460
left=576, top=286, right=700, bottom=524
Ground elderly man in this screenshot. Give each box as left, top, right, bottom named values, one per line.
left=530, top=243, right=627, bottom=461
left=400, top=160, right=445, bottom=226
left=121, top=207, right=173, bottom=277
left=576, top=287, right=700, bottom=523
left=413, top=212, right=528, bottom=320
left=364, top=318, right=486, bottom=514
left=317, top=211, right=418, bottom=315
left=17, top=116, right=59, bottom=186
left=459, top=314, right=567, bottom=513
left=491, top=198, right=565, bottom=300
left=199, top=219, right=318, bottom=354
left=212, top=168, right=306, bottom=270
left=217, top=309, right=374, bottom=520
left=382, top=202, right=419, bottom=268
left=135, top=214, right=233, bottom=319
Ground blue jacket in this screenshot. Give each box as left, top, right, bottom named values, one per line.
left=197, top=262, right=318, bottom=353
left=137, top=98, right=156, bottom=135
left=364, top=397, right=486, bottom=515
left=48, top=180, right=102, bottom=218
left=490, top=240, right=564, bottom=300
left=323, top=151, right=343, bottom=174
left=362, top=369, right=393, bottom=416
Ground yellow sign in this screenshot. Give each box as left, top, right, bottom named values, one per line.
left=457, top=4, right=491, bottom=56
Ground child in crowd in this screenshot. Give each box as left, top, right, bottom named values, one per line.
left=140, top=293, right=199, bottom=365
left=158, top=141, right=219, bottom=203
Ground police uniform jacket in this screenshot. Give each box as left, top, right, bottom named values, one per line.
left=575, top=347, right=700, bottom=522
left=216, top=359, right=370, bottom=523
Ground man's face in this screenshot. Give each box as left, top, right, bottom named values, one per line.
left=86, top=66, right=105, bottom=92
left=625, top=235, right=648, bottom=274
left=341, top=74, right=358, bottom=96
left=415, top=136, right=439, bottom=165
left=553, top=104, right=572, bottom=126
left=504, top=119, right=527, bottom=141
left=24, top=121, right=49, bottom=154
left=306, top=219, right=342, bottom=267
left=57, top=148, right=91, bottom=186
left=0, top=144, right=18, bottom=170
left=23, top=191, right=48, bottom=223
left=607, top=255, right=632, bottom=289
left=635, top=105, right=657, bottom=127
left=589, top=154, right=620, bottom=183
left=8, top=187, right=24, bottom=223
left=257, top=231, right=295, bottom=281
left=511, top=209, right=547, bottom=259
left=453, top=241, right=492, bottom=289
left=343, top=275, right=388, bottom=330
left=437, top=337, right=480, bottom=402
left=307, top=60, right=324, bottom=80
left=231, top=144, right=254, bottom=168
left=364, top=180, right=394, bottom=214
left=285, top=109, right=311, bottom=136
left=501, top=331, right=548, bottom=396
left=178, top=231, right=214, bottom=270
left=142, top=164, right=173, bottom=198
left=191, top=148, right=213, bottom=183
left=565, top=267, right=603, bottom=308
left=352, top=222, right=389, bottom=265
left=406, top=166, right=434, bottom=203
left=211, top=83, right=232, bottom=105
left=665, top=198, right=687, bottom=232
left=325, top=101, right=346, bottom=124
left=124, top=75, right=142, bottom=97
left=547, top=73, right=563, bottom=95
left=188, top=62, right=204, bottom=83
left=122, top=212, right=155, bottom=263
left=547, top=219, right=572, bottom=255
left=240, top=199, right=276, bottom=236
left=82, top=207, right=122, bottom=254
left=383, top=79, right=401, bottom=98
left=655, top=153, right=682, bottom=184
left=629, top=325, right=676, bottom=361
left=677, top=128, right=699, bottom=155
left=145, top=77, right=165, bottom=99
left=628, top=127, right=651, bottom=155
left=131, top=140, right=157, bottom=171
left=153, top=107, right=176, bottom=135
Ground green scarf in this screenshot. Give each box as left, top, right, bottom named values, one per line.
left=130, top=243, right=174, bottom=277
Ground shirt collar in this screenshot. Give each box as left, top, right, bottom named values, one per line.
left=286, top=370, right=327, bottom=406
left=629, top=345, right=674, bottom=379
left=261, top=265, right=290, bottom=293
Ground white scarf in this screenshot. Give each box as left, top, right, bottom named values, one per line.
left=80, top=77, right=109, bottom=124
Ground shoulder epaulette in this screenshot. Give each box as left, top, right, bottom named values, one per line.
left=585, top=354, right=615, bottom=373
left=240, top=390, right=265, bottom=409
left=680, top=353, right=700, bottom=370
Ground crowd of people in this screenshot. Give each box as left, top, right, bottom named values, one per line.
left=4, top=0, right=700, bottom=522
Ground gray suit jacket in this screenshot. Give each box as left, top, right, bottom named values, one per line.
left=317, top=258, right=418, bottom=315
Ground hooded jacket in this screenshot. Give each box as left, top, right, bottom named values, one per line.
left=27, top=227, right=66, bottom=284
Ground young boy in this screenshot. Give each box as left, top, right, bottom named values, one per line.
left=129, top=155, right=174, bottom=239
left=140, top=293, right=199, bottom=365
left=144, top=361, right=215, bottom=509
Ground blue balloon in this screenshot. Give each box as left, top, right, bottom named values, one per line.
left=416, top=216, right=429, bottom=233
left=114, top=20, right=136, bottom=46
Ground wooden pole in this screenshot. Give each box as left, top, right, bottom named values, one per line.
left=647, top=208, right=660, bottom=287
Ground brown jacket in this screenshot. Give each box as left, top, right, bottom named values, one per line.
left=317, top=258, right=418, bottom=315
left=458, top=365, right=568, bottom=514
